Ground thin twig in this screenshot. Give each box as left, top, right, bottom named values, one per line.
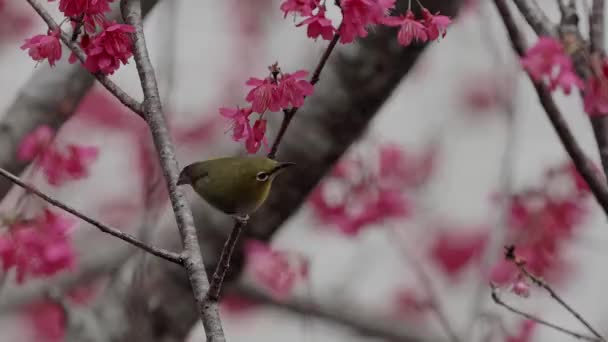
left=590, top=0, right=605, bottom=53
left=24, top=0, right=144, bottom=117
left=0, top=167, right=183, bottom=265
left=206, top=218, right=247, bottom=301
left=511, top=0, right=558, bottom=37
left=505, top=246, right=607, bottom=341
left=120, top=0, right=225, bottom=340
left=490, top=284, right=601, bottom=342
left=267, top=33, right=340, bottom=159
left=388, top=227, right=462, bottom=342
left=494, top=0, right=608, bottom=217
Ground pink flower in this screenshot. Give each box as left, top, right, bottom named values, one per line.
left=21, top=29, right=62, bottom=67
left=339, top=0, right=395, bottom=43
left=383, top=11, right=428, bottom=46
left=244, top=240, right=308, bottom=300
left=220, top=294, right=258, bottom=315
left=521, top=37, right=584, bottom=94
left=430, top=229, right=487, bottom=278
left=0, top=209, right=75, bottom=283
left=245, top=118, right=268, bottom=154
left=510, top=276, right=531, bottom=298
left=421, top=8, right=451, bottom=40
left=297, top=8, right=335, bottom=40
left=83, top=22, right=135, bottom=75
left=280, top=0, right=319, bottom=17
left=245, top=77, right=281, bottom=113
left=63, top=145, right=99, bottom=179
left=276, top=70, right=314, bottom=108
left=584, top=60, right=608, bottom=115
left=507, top=320, right=537, bottom=342
left=219, top=106, right=253, bottom=141
left=51, top=0, right=113, bottom=18
left=394, top=288, right=432, bottom=317
left=18, top=125, right=54, bottom=161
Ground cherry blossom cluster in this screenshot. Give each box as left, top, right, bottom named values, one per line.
left=21, top=0, right=135, bottom=75
left=0, top=209, right=75, bottom=284
left=521, top=36, right=608, bottom=116
left=220, top=64, right=314, bottom=153
left=18, top=125, right=99, bottom=186
left=309, top=143, right=435, bottom=235
left=243, top=240, right=308, bottom=299
left=281, top=0, right=451, bottom=46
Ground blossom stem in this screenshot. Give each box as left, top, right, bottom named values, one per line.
left=490, top=284, right=601, bottom=342
left=268, top=32, right=341, bottom=159
left=24, top=0, right=144, bottom=117
left=494, top=0, right=608, bottom=218
left=0, top=166, right=184, bottom=265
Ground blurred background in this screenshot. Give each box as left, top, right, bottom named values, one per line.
left=0, top=0, right=607, bottom=341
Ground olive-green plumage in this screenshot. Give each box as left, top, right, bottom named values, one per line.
left=178, top=156, right=294, bottom=217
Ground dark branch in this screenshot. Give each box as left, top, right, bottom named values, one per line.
left=206, top=218, right=247, bottom=301
left=590, top=0, right=605, bottom=53
left=490, top=284, right=601, bottom=342
left=511, top=0, right=557, bottom=37
left=0, top=167, right=183, bottom=265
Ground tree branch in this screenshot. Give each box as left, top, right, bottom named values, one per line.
left=505, top=246, right=607, bottom=341
left=24, top=0, right=144, bottom=117
left=511, top=0, right=557, bottom=37
left=0, top=167, right=183, bottom=265
left=494, top=0, right=608, bottom=217
left=120, top=0, right=225, bottom=340
left=206, top=218, right=247, bottom=302
left=490, top=284, right=601, bottom=342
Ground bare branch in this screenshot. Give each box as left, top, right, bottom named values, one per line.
left=490, top=284, right=601, bottom=342
left=511, top=0, right=558, bottom=36
left=494, top=0, right=608, bottom=218
left=505, top=246, right=607, bottom=341
left=24, top=0, right=144, bottom=117
left=120, top=0, right=225, bottom=340
left=0, top=167, right=183, bottom=265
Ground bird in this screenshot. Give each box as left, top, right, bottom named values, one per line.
left=178, top=156, right=295, bottom=220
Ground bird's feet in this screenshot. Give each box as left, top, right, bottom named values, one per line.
left=233, top=214, right=249, bottom=225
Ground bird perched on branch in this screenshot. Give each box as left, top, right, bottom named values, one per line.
left=178, top=156, right=295, bottom=220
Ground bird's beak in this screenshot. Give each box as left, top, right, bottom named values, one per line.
left=270, top=162, right=296, bottom=176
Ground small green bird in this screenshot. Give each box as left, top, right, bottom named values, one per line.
left=178, top=156, right=295, bottom=219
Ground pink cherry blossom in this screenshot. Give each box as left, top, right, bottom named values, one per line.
left=394, top=288, right=432, bottom=317
left=52, top=0, right=113, bottom=17
left=63, top=145, right=99, bottom=179
left=18, top=125, right=54, bottom=161
left=21, top=29, right=62, bottom=67
left=244, top=240, right=308, bottom=300
left=276, top=70, right=314, bottom=108
left=220, top=294, right=258, bottom=315
left=83, top=22, right=135, bottom=75
left=521, top=37, right=584, bottom=94
left=245, top=118, right=268, bottom=154
left=0, top=209, right=75, bottom=284
left=280, top=0, right=319, bottom=17
left=421, top=8, right=451, bottom=40
left=429, top=229, right=487, bottom=278
left=510, top=275, right=531, bottom=298
left=584, top=59, right=608, bottom=115
left=297, top=8, right=335, bottom=40
left=220, top=106, right=254, bottom=141
left=383, top=11, right=428, bottom=46
left=506, top=320, right=537, bottom=342
left=309, top=143, right=430, bottom=235
left=339, top=0, right=395, bottom=43
left=245, top=77, right=281, bottom=113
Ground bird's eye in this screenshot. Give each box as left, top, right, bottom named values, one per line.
left=256, top=171, right=269, bottom=182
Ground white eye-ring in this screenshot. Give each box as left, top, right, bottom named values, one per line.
left=256, top=172, right=269, bottom=182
